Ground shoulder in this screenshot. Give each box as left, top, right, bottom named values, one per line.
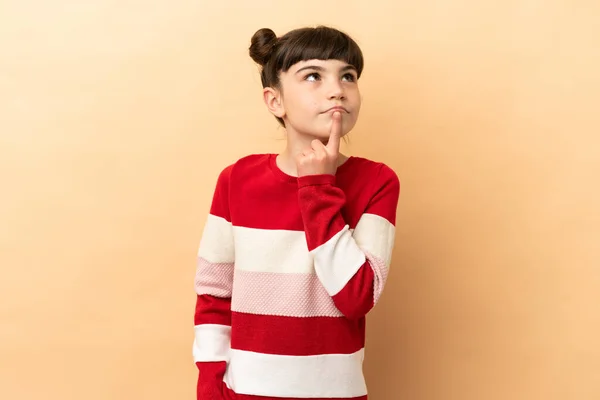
left=346, top=156, right=400, bottom=190
left=214, top=153, right=271, bottom=183
left=232, top=153, right=272, bottom=170
left=345, top=157, right=400, bottom=223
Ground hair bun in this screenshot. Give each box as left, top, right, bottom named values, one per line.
left=249, top=28, right=277, bottom=66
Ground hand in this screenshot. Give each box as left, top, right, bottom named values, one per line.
left=296, top=111, right=342, bottom=177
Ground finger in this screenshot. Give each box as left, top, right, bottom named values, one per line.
left=326, top=111, right=342, bottom=153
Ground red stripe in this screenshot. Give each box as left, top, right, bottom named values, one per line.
left=361, top=163, right=400, bottom=225
left=331, top=262, right=375, bottom=320
left=209, top=164, right=234, bottom=221
left=194, top=294, right=231, bottom=326
left=230, top=312, right=365, bottom=356
left=229, top=154, right=392, bottom=231
left=196, top=361, right=227, bottom=399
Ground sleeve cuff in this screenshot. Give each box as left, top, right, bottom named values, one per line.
left=297, top=174, right=336, bottom=188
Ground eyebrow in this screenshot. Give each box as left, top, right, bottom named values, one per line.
left=295, top=65, right=357, bottom=74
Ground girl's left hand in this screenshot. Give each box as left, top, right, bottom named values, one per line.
left=296, top=111, right=342, bottom=177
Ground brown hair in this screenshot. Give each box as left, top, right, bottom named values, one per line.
left=249, top=26, right=364, bottom=126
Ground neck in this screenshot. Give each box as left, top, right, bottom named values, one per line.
left=276, top=126, right=348, bottom=177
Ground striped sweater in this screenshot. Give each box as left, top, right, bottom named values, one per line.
left=193, top=153, right=400, bottom=399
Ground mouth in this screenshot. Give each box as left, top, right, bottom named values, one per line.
left=323, top=106, right=349, bottom=113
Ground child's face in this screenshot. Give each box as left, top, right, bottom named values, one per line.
left=275, top=59, right=361, bottom=140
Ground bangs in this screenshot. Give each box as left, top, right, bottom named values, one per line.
left=275, top=27, right=364, bottom=78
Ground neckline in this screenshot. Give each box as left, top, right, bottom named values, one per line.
left=268, top=153, right=354, bottom=183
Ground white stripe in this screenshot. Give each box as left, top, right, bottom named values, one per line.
left=192, top=324, right=231, bottom=362
left=233, top=226, right=313, bottom=273
left=313, top=225, right=366, bottom=296
left=353, top=213, right=396, bottom=267
left=224, top=348, right=367, bottom=398
left=198, top=215, right=234, bottom=263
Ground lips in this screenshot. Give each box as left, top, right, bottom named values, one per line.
left=323, top=106, right=348, bottom=113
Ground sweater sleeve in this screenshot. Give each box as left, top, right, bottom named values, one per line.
left=297, top=164, right=400, bottom=320
left=193, top=165, right=234, bottom=399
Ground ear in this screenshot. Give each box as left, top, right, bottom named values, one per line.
left=263, top=87, right=285, bottom=119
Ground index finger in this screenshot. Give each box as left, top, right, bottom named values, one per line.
left=326, top=111, right=342, bottom=153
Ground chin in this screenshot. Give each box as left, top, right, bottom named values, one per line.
left=316, top=130, right=332, bottom=139
left=296, top=123, right=349, bottom=140
left=296, top=126, right=329, bottom=139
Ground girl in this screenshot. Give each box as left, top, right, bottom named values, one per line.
left=193, top=26, right=400, bottom=400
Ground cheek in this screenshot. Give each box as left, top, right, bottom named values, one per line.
left=352, top=94, right=362, bottom=114
left=303, top=96, right=319, bottom=111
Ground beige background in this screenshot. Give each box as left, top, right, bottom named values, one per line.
left=1, top=1, right=599, bottom=399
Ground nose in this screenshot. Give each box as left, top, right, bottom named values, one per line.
left=327, top=79, right=345, bottom=100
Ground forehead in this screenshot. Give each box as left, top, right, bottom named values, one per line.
left=288, top=59, right=355, bottom=72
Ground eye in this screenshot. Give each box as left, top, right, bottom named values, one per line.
left=304, top=72, right=321, bottom=81
left=342, top=73, right=357, bottom=82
